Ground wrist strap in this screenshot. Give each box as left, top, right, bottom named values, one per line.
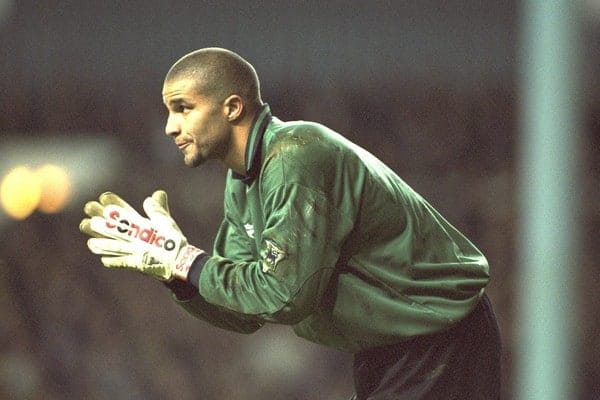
left=174, top=245, right=205, bottom=281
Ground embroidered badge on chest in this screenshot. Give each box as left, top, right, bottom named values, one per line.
left=261, top=239, right=286, bottom=273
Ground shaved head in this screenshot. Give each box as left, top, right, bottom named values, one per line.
left=165, top=47, right=262, bottom=109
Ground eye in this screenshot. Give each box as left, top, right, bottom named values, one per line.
left=171, top=102, right=193, bottom=114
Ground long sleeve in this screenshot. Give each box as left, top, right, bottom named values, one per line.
left=198, top=182, right=353, bottom=324
left=168, top=216, right=265, bottom=334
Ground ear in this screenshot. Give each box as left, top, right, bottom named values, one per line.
left=223, top=95, right=244, bottom=122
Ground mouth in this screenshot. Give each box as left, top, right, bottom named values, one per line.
left=176, top=141, right=191, bottom=150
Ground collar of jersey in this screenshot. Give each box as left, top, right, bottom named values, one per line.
left=232, top=103, right=272, bottom=185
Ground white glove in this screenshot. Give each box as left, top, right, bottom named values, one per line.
left=81, top=191, right=205, bottom=282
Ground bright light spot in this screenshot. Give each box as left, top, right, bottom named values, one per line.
left=0, top=166, right=41, bottom=220
left=36, top=164, right=73, bottom=214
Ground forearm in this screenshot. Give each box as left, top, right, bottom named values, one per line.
left=165, top=255, right=264, bottom=334
left=171, top=288, right=264, bottom=334
left=195, top=255, right=334, bottom=325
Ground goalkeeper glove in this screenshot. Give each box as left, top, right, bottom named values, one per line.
left=80, top=191, right=205, bottom=282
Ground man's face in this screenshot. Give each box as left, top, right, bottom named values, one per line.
left=162, top=78, right=231, bottom=167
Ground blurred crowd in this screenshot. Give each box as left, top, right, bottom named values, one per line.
left=0, top=79, right=599, bottom=400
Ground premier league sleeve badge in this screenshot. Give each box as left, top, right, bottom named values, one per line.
left=260, top=239, right=286, bottom=273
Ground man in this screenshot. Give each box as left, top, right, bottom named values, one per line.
left=80, top=47, right=501, bottom=399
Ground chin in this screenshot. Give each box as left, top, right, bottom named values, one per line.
left=185, top=155, right=206, bottom=168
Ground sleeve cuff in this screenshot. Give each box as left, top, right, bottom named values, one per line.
left=163, top=253, right=210, bottom=300
left=163, top=279, right=197, bottom=301
left=187, top=252, right=210, bottom=289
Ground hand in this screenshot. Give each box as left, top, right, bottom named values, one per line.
left=80, top=191, right=205, bottom=281
left=79, top=191, right=142, bottom=239
left=80, top=191, right=176, bottom=254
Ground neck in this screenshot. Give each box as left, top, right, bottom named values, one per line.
left=223, top=133, right=247, bottom=175
left=223, top=106, right=260, bottom=175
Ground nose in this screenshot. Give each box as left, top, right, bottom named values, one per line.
left=164, top=113, right=180, bottom=137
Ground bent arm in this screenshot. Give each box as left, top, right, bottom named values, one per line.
left=167, top=217, right=264, bottom=333
left=197, top=183, right=353, bottom=324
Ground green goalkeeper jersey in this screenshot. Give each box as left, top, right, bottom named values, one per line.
left=177, top=104, right=490, bottom=353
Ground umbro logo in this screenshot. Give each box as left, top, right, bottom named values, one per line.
left=244, top=223, right=255, bottom=238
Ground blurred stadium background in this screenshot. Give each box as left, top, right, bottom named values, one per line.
left=0, top=1, right=599, bottom=399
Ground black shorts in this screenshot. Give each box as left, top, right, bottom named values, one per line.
left=350, top=294, right=502, bottom=400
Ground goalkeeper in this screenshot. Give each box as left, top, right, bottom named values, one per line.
left=80, top=48, right=501, bottom=399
